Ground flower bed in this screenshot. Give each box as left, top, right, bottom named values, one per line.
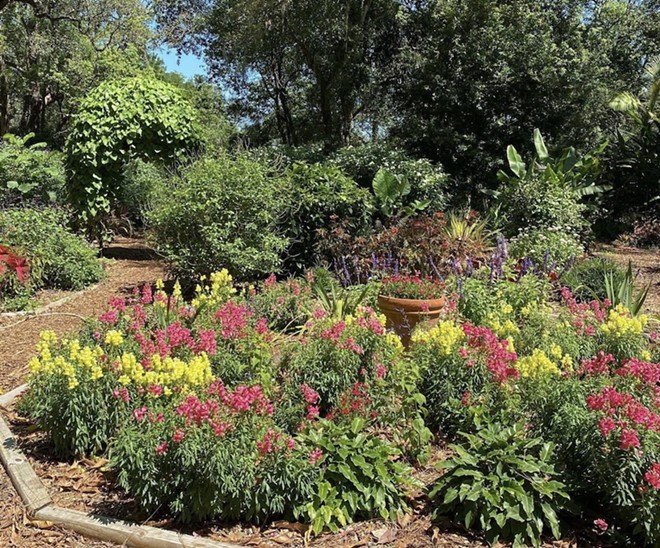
left=14, top=266, right=660, bottom=546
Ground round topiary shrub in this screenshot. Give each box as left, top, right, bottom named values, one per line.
left=65, top=77, right=203, bottom=238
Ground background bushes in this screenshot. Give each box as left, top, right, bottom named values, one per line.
left=0, top=208, right=103, bottom=291
left=147, top=154, right=289, bottom=281
left=282, top=162, right=374, bottom=273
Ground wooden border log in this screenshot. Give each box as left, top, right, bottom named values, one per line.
left=34, top=506, right=238, bottom=548
left=0, top=414, right=51, bottom=512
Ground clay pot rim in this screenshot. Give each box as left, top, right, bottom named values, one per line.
left=377, top=294, right=446, bottom=310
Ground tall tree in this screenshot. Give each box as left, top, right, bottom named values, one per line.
left=0, top=0, right=151, bottom=143
left=154, top=0, right=401, bottom=146
left=391, top=0, right=660, bottom=190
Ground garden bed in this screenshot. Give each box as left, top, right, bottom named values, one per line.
left=3, top=399, right=603, bottom=548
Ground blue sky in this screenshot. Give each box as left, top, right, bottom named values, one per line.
left=156, top=47, right=208, bottom=79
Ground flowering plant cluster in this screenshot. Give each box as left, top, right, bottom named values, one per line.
left=408, top=273, right=659, bottom=545
left=19, top=262, right=660, bottom=543
left=21, top=271, right=425, bottom=530
left=380, top=274, right=445, bottom=300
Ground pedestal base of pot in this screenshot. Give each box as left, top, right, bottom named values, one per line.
left=377, top=295, right=445, bottom=348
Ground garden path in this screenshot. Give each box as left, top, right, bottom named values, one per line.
left=0, top=237, right=165, bottom=547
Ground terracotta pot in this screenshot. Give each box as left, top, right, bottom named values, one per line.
left=377, top=295, right=446, bottom=348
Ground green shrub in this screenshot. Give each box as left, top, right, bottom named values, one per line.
left=18, top=331, right=126, bottom=457
left=560, top=257, right=626, bottom=302
left=510, top=227, right=584, bottom=266
left=299, top=417, right=417, bottom=534
left=0, top=208, right=103, bottom=291
left=118, top=160, right=168, bottom=227
left=66, top=77, right=203, bottom=239
left=430, top=422, right=570, bottom=547
left=0, top=133, right=65, bottom=207
left=248, top=274, right=315, bottom=332
left=147, top=154, right=289, bottom=281
left=329, top=143, right=449, bottom=211
left=111, top=391, right=316, bottom=523
left=282, top=162, right=373, bottom=272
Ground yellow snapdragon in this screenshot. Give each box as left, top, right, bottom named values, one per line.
left=192, top=269, right=236, bottom=309
left=117, top=351, right=213, bottom=390
left=29, top=333, right=107, bottom=389
left=516, top=349, right=560, bottom=378
left=411, top=320, right=464, bottom=356
left=600, top=306, right=648, bottom=339
left=104, top=330, right=124, bottom=347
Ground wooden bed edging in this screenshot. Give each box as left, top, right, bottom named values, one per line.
left=34, top=506, right=238, bottom=548
left=0, top=385, right=241, bottom=548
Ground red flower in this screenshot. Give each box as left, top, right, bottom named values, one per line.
left=644, top=463, right=660, bottom=489
left=594, top=518, right=608, bottom=532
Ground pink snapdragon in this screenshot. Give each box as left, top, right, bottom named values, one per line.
left=215, top=302, right=252, bottom=339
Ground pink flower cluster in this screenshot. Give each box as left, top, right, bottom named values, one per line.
left=580, top=352, right=616, bottom=376
left=644, top=463, right=660, bottom=489
left=208, top=381, right=274, bottom=416
left=587, top=386, right=660, bottom=450
left=615, top=358, right=660, bottom=386
left=131, top=321, right=218, bottom=359
left=175, top=395, right=234, bottom=437
left=309, top=447, right=323, bottom=465
left=300, top=384, right=320, bottom=420
left=333, top=382, right=374, bottom=419
left=256, top=428, right=295, bottom=455
left=462, top=324, right=518, bottom=383
left=215, top=302, right=252, bottom=340
left=560, top=287, right=608, bottom=336
left=318, top=320, right=365, bottom=355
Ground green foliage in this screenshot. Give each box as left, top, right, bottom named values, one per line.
left=456, top=272, right=548, bottom=328
left=111, top=400, right=316, bottom=523
left=606, top=56, right=660, bottom=221
left=604, top=261, right=650, bottom=317
left=509, top=227, right=584, bottom=266
left=65, top=77, right=203, bottom=239
left=117, top=160, right=168, bottom=227
left=430, top=422, right=570, bottom=547
left=496, top=131, right=591, bottom=244
left=282, top=162, right=374, bottom=272
left=0, top=208, right=104, bottom=291
left=248, top=275, right=315, bottom=333
left=147, top=154, right=289, bottom=281
left=393, top=0, right=658, bottom=191
left=330, top=144, right=448, bottom=211
left=0, top=133, right=65, bottom=206
left=299, top=418, right=416, bottom=534
left=310, top=276, right=371, bottom=321
left=560, top=257, right=626, bottom=302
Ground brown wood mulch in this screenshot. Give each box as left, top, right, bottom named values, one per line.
left=0, top=237, right=165, bottom=547
left=1, top=239, right=657, bottom=547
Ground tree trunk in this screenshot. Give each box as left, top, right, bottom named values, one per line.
left=0, top=59, right=9, bottom=135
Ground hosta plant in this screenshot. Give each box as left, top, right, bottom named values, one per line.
left=298, top=417, right=418, bottom=534
left=430, top=422, right=570, bottom=547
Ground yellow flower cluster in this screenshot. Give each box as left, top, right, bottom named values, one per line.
left=116, top=352, right=213, bottom=391
left=516, top=349, right=561, bottom=379
left=29, top=332, right=105, bottom=389
left=411, top=320, right=465, bottom=356
left=600, top=306, right=648, bottom=339
left=487, top=315, right=520, bottom=338
left=104, top=330, right=124, bottom=346
left=385, top=332, right=404, bottom=354
left=192, top=269, right=236, bottom=309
